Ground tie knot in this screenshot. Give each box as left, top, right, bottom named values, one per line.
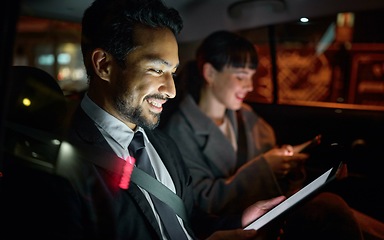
left=128, top=131, right=151, bottom=173
left=129, top=131, right=145, bottom=153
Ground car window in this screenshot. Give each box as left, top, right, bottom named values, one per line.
left=238, top=8, right=384, bottom=108
left=14, top=16, right=85, bottom=98
left=12, top=7, right=384, bottom=111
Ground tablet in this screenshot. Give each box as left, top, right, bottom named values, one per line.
left=244, top=162, right=343, bottom=231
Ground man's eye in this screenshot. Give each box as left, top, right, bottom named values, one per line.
left=151, top=69, right=163, bottom=74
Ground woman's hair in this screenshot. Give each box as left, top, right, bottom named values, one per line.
left=196, top=30, right=258, bottom=73
left=81, top=0, right=183, bottom=78
left=186, top=30, right=259, bottom=102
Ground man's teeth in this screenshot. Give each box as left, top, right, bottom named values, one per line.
left=148, top=100, right=161, bottom=107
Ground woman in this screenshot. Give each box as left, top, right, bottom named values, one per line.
left=163, top=30, right=384, bottom=240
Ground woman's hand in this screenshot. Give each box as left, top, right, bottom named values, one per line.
left=264, top=145, right=308, bottom=177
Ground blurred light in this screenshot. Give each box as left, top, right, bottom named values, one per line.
left=58, top=53, right=71, bottom=64
left=316, top=23, right=335, bottom=55
left=51, top=139, right=61, bottom=145
left=57, top=67, right=71, bottom=81
left=38, top=54, right=54, bottom=65
left=22, top=98, right=31, bottom=107
left=72, top=68, right=86, bottom=81
left=300, top=17, right=309, bottom=23
left=337, top=12, right=354, bottom=27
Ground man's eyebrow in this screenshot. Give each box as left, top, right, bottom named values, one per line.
left=146, top=56, right=179, bottom=68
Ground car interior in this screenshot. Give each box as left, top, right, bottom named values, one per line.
left=1, top=0, right=384, bottom=228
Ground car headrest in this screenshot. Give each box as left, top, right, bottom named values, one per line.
left=6, top=66, right=67, bottom=133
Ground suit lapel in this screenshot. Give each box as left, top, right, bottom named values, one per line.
left=180, top=96, right=238, bottom=175
left=202, top=126, right=238, bottom=175
left=70, top=107, right=163, bottom=236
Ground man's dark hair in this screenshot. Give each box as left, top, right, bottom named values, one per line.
left=81, top=0, right=183, bottom=78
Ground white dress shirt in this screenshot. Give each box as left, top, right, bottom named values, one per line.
left=80, top=93, right=192, bottom=240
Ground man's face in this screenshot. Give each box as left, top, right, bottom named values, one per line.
left=211, top=64, right=256, bottom=110
left=111, top=26, right=179, bottom=129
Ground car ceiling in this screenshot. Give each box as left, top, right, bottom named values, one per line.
left=20, top=0, right=384, bottom=42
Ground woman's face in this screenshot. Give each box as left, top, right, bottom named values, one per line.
left=210, top=64, right=256, bottom=110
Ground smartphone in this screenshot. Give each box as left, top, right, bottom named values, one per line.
left=294, top=134, right=322, bottom=154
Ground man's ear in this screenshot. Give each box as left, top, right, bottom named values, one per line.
left=202, top=62, right=216, bottom=85
left=91, top=48, right=113, bottom=82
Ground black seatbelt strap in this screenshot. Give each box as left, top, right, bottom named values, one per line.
left=130, top=167, right=188, bottom=223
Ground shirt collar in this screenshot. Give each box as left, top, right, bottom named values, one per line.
left=81, top=93, right=148, bottom=149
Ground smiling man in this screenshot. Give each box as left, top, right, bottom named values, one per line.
left=64, top=0, right=285, bottom=240
left=85, top=25, right=178, bottom=130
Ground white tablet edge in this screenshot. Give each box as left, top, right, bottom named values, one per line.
left=244, top=167, right=334, bottom=230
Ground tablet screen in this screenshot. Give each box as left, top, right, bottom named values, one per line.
left=244, top=167, right=335, bottom=230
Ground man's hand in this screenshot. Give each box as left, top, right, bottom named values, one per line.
left=205, top=196, right=286, bottom=240
left=242, top=195, right=286, bottom=227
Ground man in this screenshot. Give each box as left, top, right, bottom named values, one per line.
left=4, top=0, right=282, bottom=239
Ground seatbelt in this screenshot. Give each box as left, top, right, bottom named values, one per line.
left=5, top=122, right=189, bottom=224
left=131, top=167, right=189, bottom=223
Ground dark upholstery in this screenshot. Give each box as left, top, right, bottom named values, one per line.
left=6, top=66, right=67, bottom=133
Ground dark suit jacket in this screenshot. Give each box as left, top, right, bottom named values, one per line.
left=2, top=106, right=241, bottom=240
left=64, top=106, right=198, bottom=239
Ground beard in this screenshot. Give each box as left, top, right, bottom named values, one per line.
left=115, top=94, right=161, bottom=130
